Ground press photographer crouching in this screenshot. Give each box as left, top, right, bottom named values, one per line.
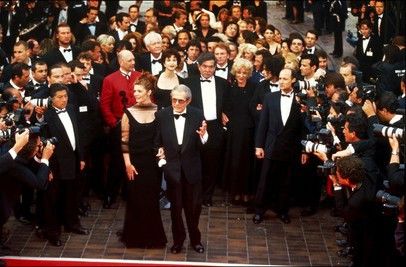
left=328, top=155, right=379, bottom=267
left=0, top=129, right=55, bottom=256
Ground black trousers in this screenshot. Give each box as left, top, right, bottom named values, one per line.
left=167, top=169, right=202, bottom=246
left=254, top=159, right=293, bottom=215
left=201, top=120, right=225, bottom=203
left=42, top=179, right=81, bottom=238
left=105, top=125, right=126, bottom=201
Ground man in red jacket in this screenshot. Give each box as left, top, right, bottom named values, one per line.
left=100, top=50, right=141, bottom=208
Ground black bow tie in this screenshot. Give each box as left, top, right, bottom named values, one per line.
left=281, top=93, right=292, bottom=98
left=378, top=16, right=382, bottom=20
left=34, top=83, right=44, bottom=88
left=63, top=48, right=72, bottom=52
left=82, top=77, right=90, bottom=81
left=56, top=108, right=67, bottom=114
left=306, top=49, right=312, bottom=53
left=269, top=82, right=279, bottom=87
left=200, top=79, right=211, bottom=83
left=216, top=67, right=227, bottom=71
left=174, top=113, right=187, bottom=119
left=151, top=59, right=160, bottom=64
left=88, top=23, right=96, bottom=27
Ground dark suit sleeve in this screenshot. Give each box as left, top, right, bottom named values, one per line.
left=0, top=152, right=15, bottom=175
left=154, top=110, right=163, bottom=150
left=12, top=162, right=49, bottom=190
left=255, top=94, right=271, bottom=148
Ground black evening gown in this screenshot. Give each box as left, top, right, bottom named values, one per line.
left=223, top=82, right=256, bottom=196
left=121, top=109, right=167, bottom=248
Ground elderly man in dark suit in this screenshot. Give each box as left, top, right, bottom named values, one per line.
left=42, top=83, right=87, bottom=247
left=155, top=84, right=208, bottom=254
left=183, top=52, right=228, bottom=207
left=253, top=68, right=308, bottom=224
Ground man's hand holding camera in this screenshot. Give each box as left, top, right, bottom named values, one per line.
left=12, top=129, right=30, bottom=153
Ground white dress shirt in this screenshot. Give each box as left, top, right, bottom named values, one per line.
left=150, top=54, right=163, bottom=76
left=59, top=46, right=73, bottom=63
left=173, top=108, right=208, bottom=145
left=215, top=64, right=228, bottom=80
left=200, top=76, right=217, bottom=120
left=362, top=37, right=370, bottom=53
left=175, top=63, right=189, bottom=79
left=55, top=107, right=76, bottom=151
left=116, top=29, right=128, bottom=41
left=280, top=90, right=294, bottom=126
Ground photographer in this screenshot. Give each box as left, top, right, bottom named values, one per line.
left=0, top=130, right=29, bottom=174
left=329, top=155, right=378, bottom=267
left=362, top=91, right=404, bottom=174
left=0, top=130, right=54, bottom=255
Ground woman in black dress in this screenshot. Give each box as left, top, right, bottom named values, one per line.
left=223, top=58, right=256, bottom=206
left=120, top=72, right=167, bottom=248
left=155, top=49, right=184, bottom=110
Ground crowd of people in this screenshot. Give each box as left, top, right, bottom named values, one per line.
left=0, top=0, right=405, bottom=265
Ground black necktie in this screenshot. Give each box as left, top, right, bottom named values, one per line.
left=56, top=109, right=67, bottom=114
left=216, top=67, right=227, bottom=71
left=151, top=59, right=160, bottom=64
left=63, top=48, right=72, bottom=52
left=121, top=72, right=130, bottom=80
left=281, top=93, right=291, bottom=98
left=269, top=82, right=278, bottom=87
left=200, top=79, right=211, bottom=83
left=174, top=113, right=187, bottom=119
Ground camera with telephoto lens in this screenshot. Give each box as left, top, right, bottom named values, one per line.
left=28, top=97, right=50, bottom=108
left=301, top=140, right=330, bottom=154
left=359, top=84, right=377, bottom=102
left=372, top=123, right=404, bottom=140
left=0, top=123, right=44, bottom=141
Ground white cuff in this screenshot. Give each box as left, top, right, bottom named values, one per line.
left=347, top=144, right=355, bottom=154
left=200, top=132, right=208, bottom=144
left=40, top=159, right=49, bottom=166
left=8, top=149, right=17, bottom=159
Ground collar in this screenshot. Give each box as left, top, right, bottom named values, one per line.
left=89, top=68, right=94, bottom=75
left=216, top=63, right=228, bottom=69
left=131, top=19, right=139, bottom=25
left=281, top=90, right=294, bottom=96
left=53, top=106, right=67, bottom=113
left=119, top=68, right=131, bottom=77
left=174, top=107, right=187, bottom=115
left=378, top=14, right=383, bottom=19
left=59, top=45, right=72, bottom=52
left=117, top=28, right=128, bottom=35
left=389, top=114, right=403, bottom=125
left=173, top=24, right=183, bottom=32
left=150, top=53, right=162, bottom=61
left=200, top=75, right=214, bottom=82
left=9, top=79, right=20, bottom=89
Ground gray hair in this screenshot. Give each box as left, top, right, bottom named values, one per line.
left=143, top=31, right=162, bottom=47
left=97, top=34, right=115, bottom=46
left=230, top=57, right=253, bottom=77
left=171, top=84, right=192, bottom=100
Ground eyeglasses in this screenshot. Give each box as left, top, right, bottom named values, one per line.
left=171, top=98, right=187, bottom=104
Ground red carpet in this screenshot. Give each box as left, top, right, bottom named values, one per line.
left=0, top=257, right=262, bottom=266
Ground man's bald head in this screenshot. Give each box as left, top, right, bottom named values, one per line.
left=118, top=50, right=135, bottom=72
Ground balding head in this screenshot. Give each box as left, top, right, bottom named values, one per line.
left=118, top=50, right=135, bottom=72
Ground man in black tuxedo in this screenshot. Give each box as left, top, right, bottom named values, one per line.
left=373, top=0, right=396, bottom=45
left=128, top=4, right=145, bottom=34
left=183, top=52, right=228, bottom=207
left=136, top=31, right=163, bottom=76
left=42, top=23, right=81, bottom=67
left=213, top=43, right=233, bottom=83
left=303, top=30, right=320, bottom=55
left=42, top=83, right=88, bottom=247
left=253, top=68, right=308, bottom=224
left=74, top=7, right=106, bottom=44
left=26, top=61, right=48, bottom=97
left=355, top=19, right=383, bottom=83
left=109, top=12, right=131, bottom=43
left=155, top=84, right=208, bottom=254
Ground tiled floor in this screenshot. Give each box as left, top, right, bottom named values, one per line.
left=3, top=191, right=351, bottom=266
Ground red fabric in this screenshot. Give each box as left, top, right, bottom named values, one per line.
left=326, top=177, right=334, bottom=197
left=100, top=70, right=141, bottom=128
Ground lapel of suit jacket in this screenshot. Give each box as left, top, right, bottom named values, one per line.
left=49, top=108, right=71, bottom=146
left=166, top=107, right=179, bottom=150
left=193, top=78, right=204, bottom=110
left=274, top=93, right=283, bottom=128
left=181, top=108, right=193, bottom=152
left=214, top=77, right=222, bottom=117
left=67, top=105, right=79, bottom=145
